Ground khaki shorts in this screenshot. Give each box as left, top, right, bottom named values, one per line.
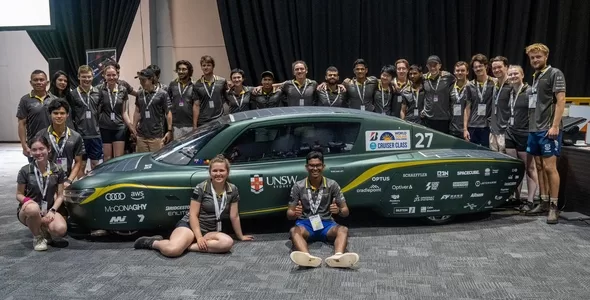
left=489, top=133, right=506, bottom=153
left=136, top=136, right=163, bottom=153
left=173, top=126, right=193, bottom=140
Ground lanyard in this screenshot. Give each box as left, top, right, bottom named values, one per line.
left=202, top=76, right=217, bottom=99
left=292, top=79, right=309, bottom=96
left=453, top=84, right=466, bottom=101
left=412, top=86, right=420, bottom=104
left=510, top=84, right=524, bottom=117
left=232, top=92, right=245, bottom=108
left=306, top=185, right=324, bottom=215
left=323, top=88, right=340, bottom=106
left=493, top=81, right=505, bottom=107
left=427, top=74, right=441, bottom=93
left=177, top=81, right=190, bottom=98
left=33, top=162, right=50, bottom=202
left=211, top=183, right=227, bottom=231
left=354, top=79, right=367, bottom=102
left=76, top=87, right=91, bottom=108
left=532, top=66, right=551, bottom=93
left=142, top=89, right=157, bottom=108
left=380, top=84, right=390, bottom=110
left=48, top=127, right=69, bottom=157
left=107, top=85, right=119, bottom=111
left=476, top=79, right=489, bottom=102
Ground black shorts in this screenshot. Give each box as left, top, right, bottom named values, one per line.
left=100, top=128, right=127, bottom=143
left=175, top=219, right=230, bottom=235
left=83, top=138, right=103, bottom=160
left=506, top=132, right=528, bottom=152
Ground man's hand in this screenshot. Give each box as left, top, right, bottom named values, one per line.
left=41, top=211, right=55, bottom=225
left=252, top=86, right=263, bottom=95
left=463, top=129, right=470, bottom=141
left=546, top=126, right=560, bottom=140
left=294, top=200, right=303, bottom=218
left=338, top=84, right=347, bottom=92
left=196, top=236, right=208, bottom=251
left=162, top=131, right=172, bottom=145
left=329, top=198, right=340, bottom=215
left=317, top=82, right=327, bottom=91
left=22, top=145, right=30, bottom=158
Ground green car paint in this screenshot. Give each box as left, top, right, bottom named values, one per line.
left=64, top=107, right=524, bottom=231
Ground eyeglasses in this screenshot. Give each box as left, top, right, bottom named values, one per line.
left=307, top=164, right=323, bottom=169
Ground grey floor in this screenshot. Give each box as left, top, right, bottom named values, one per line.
left=1, top=143, right=590, bottom=300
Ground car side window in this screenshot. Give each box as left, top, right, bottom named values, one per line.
left=225, top=122, right=360, bottom=163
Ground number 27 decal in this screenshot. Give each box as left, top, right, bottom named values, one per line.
left=415, top=132, right=433, bottom=148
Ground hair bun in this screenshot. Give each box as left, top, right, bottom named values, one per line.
left=214, top=154, right=226, bottom=159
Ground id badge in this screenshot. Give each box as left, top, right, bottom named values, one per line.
left=360, top=105, right=366, bottom=111
left=510, top=117, right=514, bottom=126
left=110, top=112, right=115, bottom=121
left=41, top=200, right=48, bottom=215
left=85, top=110, right=91, bottom=119
left=145, top=111, right=151, bottom=119
left=208, top=100, right=214, bottom=108
left=433, top=95, right=439, bottom=102
left=179, top=99, right=185, bottom=107
left=56, top=157, right=67, bottom=171
left=414, top=108, right=419, bottom=116
left=397, top=96, right=402, bottom=103
left=528, top=95, right=537, bottom=109
left=453, top=104, right=462, bottom=116
left=477, top=104, right=486, bottom=116
left=309, top=214, right=324, bottom=231
left=299, top=99, right=305, bottom=106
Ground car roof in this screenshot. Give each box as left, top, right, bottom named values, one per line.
left=228, top=107, right=384, bottom=123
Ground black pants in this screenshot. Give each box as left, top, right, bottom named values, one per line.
left=424, top=119, right=450, bottom=134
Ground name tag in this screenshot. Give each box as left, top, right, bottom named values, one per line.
left=433, top=95, right=439, bottom=102
left=299, top=99, right=304, bottom=106
left=397, top=96, right=402, bottom=103
left=528, top=95, right=537, bottom=109
left=208, top=100, right=214, bottom=108
left=41, top=200, right=47, bottom=215
left=360, top=105, right=366, bottom=111
left=56, top=157, right=67, bottom=171
left=510, top=117, right=514, bottom=126
left=145, top=111, right=151, bottom=119
left=110, top=112, right=115, bottom=121
left=179, top=99, right=185, bottom=107
left=414, top=109, right=419, bottom=116
left=309, top=214, right=324, bottom=231
left=85, top=110, right=91, bottom=119
left=477, top=104, right=486, bottom=116
left=453, top=104, right=462, bottom=116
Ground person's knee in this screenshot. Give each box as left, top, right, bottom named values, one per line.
left=290, top=226, right=302, bottom=237
left=336, top=225, right=349, bottom=236
left=23, top=203, right=41, bottom=216
left=160, top=244, right=186, bottom=258
left=217, top=235, right=234, bottom=252
left=49, top=222, right=68, bottom=237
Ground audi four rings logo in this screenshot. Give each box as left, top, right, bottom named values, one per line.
left=105, top=192, right=126, bottom=201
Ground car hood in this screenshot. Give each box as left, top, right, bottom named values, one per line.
left=88, top=153, right=149, bottom=175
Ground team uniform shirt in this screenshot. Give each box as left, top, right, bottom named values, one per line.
left=465, top=78, right=495, bottom=128
left=70, top=86, right=101, bottom=138
left=193, top=76, right=227, bottom=125
left=16, top=161, right=65, bottom=213
left=98, top=84, right=129, bottom=130
left=529, top=66, right=566, bottom=132
left=281, top=79, right=318, bottom=107
left=16, top=92, right=52, bottom=143
left=250, top=88, right=283, bottom=109
left=288, top=177, right=346, bottom=221
left=343, top=77, right=378, bottom=111
left=402, top=86, right=425, bottom=124
left=35, top=126, right=85, bottom=176
left=317, top=86, right=346, bottom=107
left=373, top=82, right=395, bottom=115
left=392, top=79, right=411, bottom=118
left=490, top=81, right=512, bottom=134
left=507, top=84, right=531, bottom=137
left=450, top=82, right=472, bottom=135
left=135, top=88, right=171, bottom=139
left=168, top=79, right=197, bottom=128
left=225, top=86, right=253, bottom=113
left=180, top=180, right=239, bottom=233
left=422, top=72, right=455, bottom=120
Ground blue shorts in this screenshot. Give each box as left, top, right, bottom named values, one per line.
left=468, top=127, right=490, bottom=147
left=526, top=130, right=562, bottom=157
left=83, top=137, right=103, bottom=160
left=295, top=218, right=338, bottom=242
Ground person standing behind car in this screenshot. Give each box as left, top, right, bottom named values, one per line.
left=401, top=65, right=425, bottom=125
left=168, top=60, right=197, bottom=139
left=192, top=55, right=227, bottom=129
left=250, top=71, right=283, bottom=109
left=225, top=68, right=253, bottom=113
left=98, top=65, right=131, bottom=161
left=422, top=55, right=455, bottom=133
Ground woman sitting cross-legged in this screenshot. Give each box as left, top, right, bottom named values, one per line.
left=133, top=154, right=254, bottom=257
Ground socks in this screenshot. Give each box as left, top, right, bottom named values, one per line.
left=335, top=252, right=343, bottom=255
left=540, top=195, right=549, bottom=202
left=550, top=197, right=559, bottom=205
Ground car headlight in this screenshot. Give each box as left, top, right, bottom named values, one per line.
left=64, top=189, right=95, bottom=204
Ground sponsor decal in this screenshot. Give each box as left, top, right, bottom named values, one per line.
left=475, top=180, right=497, bottom=187
left=464, top=203, right=477, bottom=210
left=515, top=175, right=520, bottom=180
left=511, top=168, right=518, bottom=173
left=372, top=176, right=390, bottom=182
left=504, top=182, right=517, bottom=187
left=484, top=200, right=493, bottom=208
left=440, top=194, right=463, bottom=200
left=392, top=184, right=413, bottom=190
left=426, top=182, right=439, bottom=191
left=166, top=205, right=190, bottom=211
left=105, top=192, right=126, bottom=201
left=168, top=211, right=187, bottom=216
left=266, top=175, right=298, bottom=189
left=130, top=191, right=145, bottom=201
left=500, top=188, right=510, bottom=194
left=420, top=206, right=440, bottom=213
left=144, top=164, right=152, bottom=170
left=452, top=181, right=469, bottom=188
left=390, top=194, right=400, bottom=204
left=544, top=143, right=551, bottom=151
left=365, top=130, right=411, bottom=151
left=494, top=195, right=503, bottom=201
left=457, top=170, right=480, bottom=176
left=393, top=207, right=416, bottom=214
left=402, top=173, right=427, bottom=178
left=508, top=175, right=514, bottom=180
left=470, top=193, right=484, bottom=198
left=484, top=168, right=491, bottom=176
left=437, top=171, right=449, bottom=178
left=391, top=195, right=400, bottom=200
left=137, top=214, right=145, bottom=223
left=109, top=216, right=127, bottom=224
left=414, top=195, right=435, bottom=202
left=105, top=203, right=147, bottom=213
left=250, top=174, right=264, bottom=194
left=357, top=185, right=382, bottom=193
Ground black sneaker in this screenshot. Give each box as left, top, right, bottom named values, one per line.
left=133, top=235, right=163, bottom=249
left=518, top=202, right=533, bottom=213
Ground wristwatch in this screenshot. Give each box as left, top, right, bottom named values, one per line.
left=49, top=208, right=57, bottom=213
left=65, top=178, right=72, bottom=184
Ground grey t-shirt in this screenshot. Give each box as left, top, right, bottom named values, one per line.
left=70, top=86, right=101, bottom=138
left=490, top=82, right=512, bottom=134
left=193, top=76, right=227, bottom=125
left=35, top=126, right=85, bottom=176
left=98, top=85, right=129, bottom=130
left=507, top=84, right=531, bottom=136
left=530, top=66, right=566, bottom=132
left=402, top=86, right=425, bottom=124
left=288, top=177, right=346, bottom=221
left=450, top=83, right=472, bottom=134
left=422, top=72, right=456, bottom=120
left=135, top=88, right=171, bottom=139
left=281, top=79, right=318, bottom=107
left=317, top=87, right=346, bottom=107
left=168, top=79, right=197, bottom=128
left=181, top=180, right=240, bottom=233
left=225, top=86, right=253, bottom=113
left=250, top=88, right=283, bottom=109
left=343, top=77, right=378, bottom=111
left=466, top=78, right=495, bottom=128
left=373, top=84, right=395, bottom=116
left=17, top=162, right=65, bottom=210
left=16, top=93, right=52, bottom=143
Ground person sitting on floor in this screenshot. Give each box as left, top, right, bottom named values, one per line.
left=133, top=154, right=253, bottom=257
left=287, top=151, right=359, bottom=268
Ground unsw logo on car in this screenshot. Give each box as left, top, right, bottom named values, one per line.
left=250, top=174, right=264, bottom=194
left=250, top=174, right=298, bottom=193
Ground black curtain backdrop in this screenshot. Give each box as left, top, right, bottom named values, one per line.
left=27, top=0, right=140, bottom=85
left=217, top=0, right=590, bottom=97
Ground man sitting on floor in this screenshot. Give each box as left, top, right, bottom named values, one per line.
left=286, top=151, right=359, bottom=268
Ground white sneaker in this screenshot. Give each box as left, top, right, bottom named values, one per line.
left=40, top=226, right=52, bottom=243
left=33, top=235, right=48, bottom=251
left=325, top=252, right=359, bottom=268
left=289, top=251, right=322, bottom=267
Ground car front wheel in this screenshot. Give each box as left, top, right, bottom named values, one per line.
left=422, top=215, right=455, bottom=225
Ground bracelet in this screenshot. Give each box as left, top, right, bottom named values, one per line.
left=65, top=178, right=73, bottom=184
left=23, top=197, right=32, bottom=204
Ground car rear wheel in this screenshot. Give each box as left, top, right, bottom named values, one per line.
left=112, top=230, right=139, bottom=236
left=423, top=215, right=455, bottom=225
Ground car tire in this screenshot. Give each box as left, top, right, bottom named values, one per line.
left=422, top=215, right=455, bottom=225
left=112, top=230, right=139, bottom=236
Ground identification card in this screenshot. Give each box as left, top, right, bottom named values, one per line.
left=453, top=104, right=462, bottom=116
left=528, top=95, right=537, bottom=109
left=414, top=109, right=419, bottom=116
left=360, top=105, right=366, bottom=111
left=41, top=200, right=48, bottom=215
left=208, top=100, right=214, bottom=108
left=510, top=117, right=514, bottom=126
left=110, top=112, right=115, bottom=121
left=309, top=214, right=324, bottom=231
left=397, top=96, right=402, bottom=103
left=477, top=104, right=486, bottom=116
left=56, top=157, right=67, bottom=171
left=85, top=110, right=91, bottom=119
left=433, top=95, right=439, bottom=102
left=179, top=99, right=185, bottom=107
left=299, top=99, right=304, bottom=106
left=145, top=111, right=151, bottom=119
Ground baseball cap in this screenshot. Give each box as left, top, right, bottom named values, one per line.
left=260, top=71, right=275, bottom=79
left=135, top=68, right=155, bottom=79
left=426, top=55, right=442, bottom=64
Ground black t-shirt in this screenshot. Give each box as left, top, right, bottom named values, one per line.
left=135, top=88, right=171, bottom=139
left=168, top=79, right=197, bottom=128
left=508, top=84, right=532, bottom=136
left=402, top=86, right=425, bottom=123
left=466, top=78, right=495, bottom=128
left=98, top=84, right=129, bottom=130
left=317, top=86, right=346, bottom=107
left=450, top=83, right=472, bottom=134
left=530, top=66, right=566, bottom=131
left=16, top=93, right=52, bottom=143
left=36, top=126, right=85, bottom=176
left=71, top=86, right=101, bottom=138
left=343, top=77, right=378, bottom=111
left=490, top=82, right=512, bottom=134
left=180, top=180, right=240, bottom=233
left=250, top=88, right=283, bottom=109
left=373, top=83, right=395, bottom=116
left=17, top=162, right=65, bottom=210
left=225, top=86, right=253, bottom=113
left=193, top=76, right=227, bottom=125
left=281, top=79, right=318, bottom=107
left=422, top=72, right=456, bottom=120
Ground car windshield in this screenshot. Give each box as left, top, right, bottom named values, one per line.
left=151, top=117, right=230, bottom=165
